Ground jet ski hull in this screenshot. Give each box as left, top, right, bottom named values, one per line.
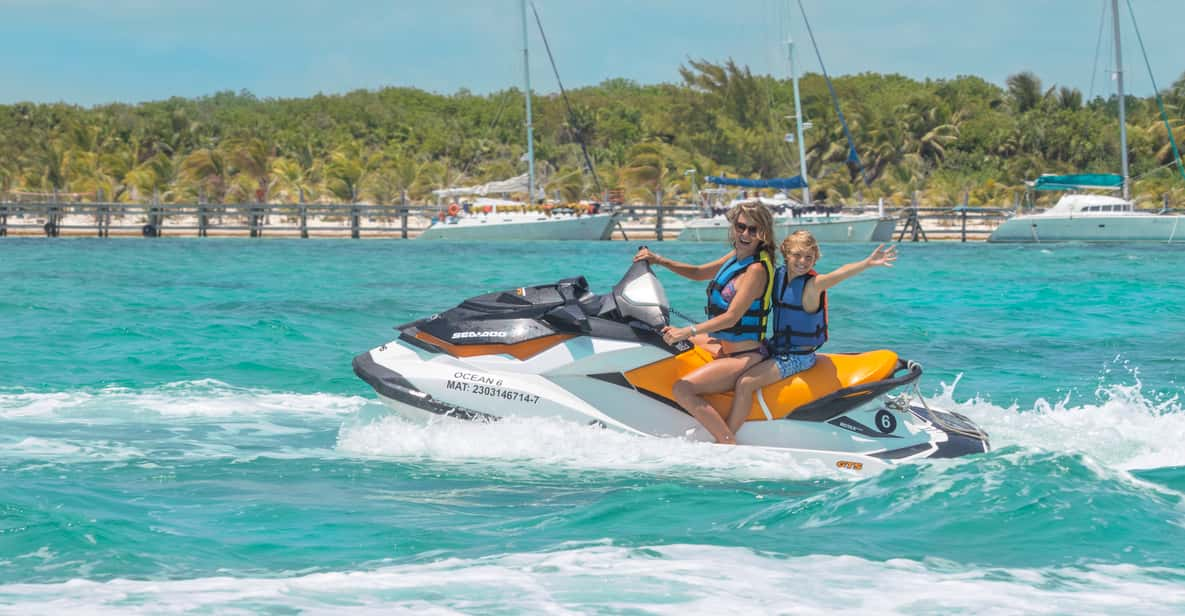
left=353, top=340, right=989, bottom=474
left=353, top=261, right=989, bottom=473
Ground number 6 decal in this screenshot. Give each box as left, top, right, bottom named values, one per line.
left=875, top=410, right=897, bottom=434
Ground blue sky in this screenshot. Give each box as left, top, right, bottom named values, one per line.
left=1, top=0, right=1181, bottom=107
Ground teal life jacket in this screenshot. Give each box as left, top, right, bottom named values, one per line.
left=704, top=251, right=774, bottom=342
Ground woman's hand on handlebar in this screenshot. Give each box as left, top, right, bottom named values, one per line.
left=633, top=247, right=662, bottom=265
left=661, top=325, right=691, bottom=344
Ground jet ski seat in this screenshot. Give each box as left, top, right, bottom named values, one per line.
left=625, top=348, right=907, bottom=423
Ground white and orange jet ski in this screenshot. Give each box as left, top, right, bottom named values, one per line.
left=353, top=260, right=989, bottom=473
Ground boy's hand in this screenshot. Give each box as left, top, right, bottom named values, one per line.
left=866, top=244, right=897, bottom=268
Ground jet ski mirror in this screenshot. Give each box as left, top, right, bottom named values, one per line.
left=611, top=258, right=670, bottom=330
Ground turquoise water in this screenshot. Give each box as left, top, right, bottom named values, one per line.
left=2, top=239, right=1184, bottom=613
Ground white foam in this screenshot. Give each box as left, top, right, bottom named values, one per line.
left=929, top=368, right=1185, bottom=471
left=337, top=414, right=845, bottom=481
left=0, top=437, right=145, bottom=461
left=0, top=380, right=367, bottom=420
left=0, top=382, right=365, bottom=462
left=0, top=546, right=1181, bottom=614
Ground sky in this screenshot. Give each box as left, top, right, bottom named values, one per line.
left=1, top=0, right=1182, bottom=107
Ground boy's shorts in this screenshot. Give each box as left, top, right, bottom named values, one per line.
left=772, top=351, right=817, bottom=379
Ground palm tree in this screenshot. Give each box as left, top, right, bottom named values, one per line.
left=98, top=140, right=145, bottom=202
left=1146, top=104, right=1185, bottom=169
left=271, top=157, right=319, bottom=204
left=325, top=143, right=379, bottom=203
left=1006, top=72, right=1044, bottom=114
left=22, top=137, right=71, bottom=193
left=125, top=152, right=178, bottom=202
left=1056, top=87, right=1083, bottom=110
left=620, top=142, right=670, bottom=204
left=180, top=147, right=230, bottom=203
left=225, top=137, right=276, bottom=203
left=544, top=165, right=586, bottom=203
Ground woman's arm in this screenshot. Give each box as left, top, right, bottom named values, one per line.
left=634, top=248, right=731, bottom=282
left=663, top=262, right=768, bottom=342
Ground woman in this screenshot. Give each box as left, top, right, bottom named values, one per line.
left=633, top=201, right=776, bottom=444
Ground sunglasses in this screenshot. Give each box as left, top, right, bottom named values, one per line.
left=734, top=221, right=760, bottom=235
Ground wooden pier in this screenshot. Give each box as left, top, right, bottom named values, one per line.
left=0, top=201, right=1009, bottom=241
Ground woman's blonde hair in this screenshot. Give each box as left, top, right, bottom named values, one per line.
left=780, top=230, right=822, bottom=263
left=726, top=200, right=776, bottom=260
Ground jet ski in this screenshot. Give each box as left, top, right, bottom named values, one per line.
left=353, top=260, right=989, bottom=473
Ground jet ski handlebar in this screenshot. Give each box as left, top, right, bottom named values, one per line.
left=610, top=250, right=670, bottom=330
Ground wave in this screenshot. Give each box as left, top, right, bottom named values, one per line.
left=932, top=366, right=1185, bottom=471
left=3, top=366, right=1182, bottom=473
left=338, top=412, right=854, bottom=482
left=1, top=545, right=1182, bottom=614
left=0, top=380, right=365, bottom=463
left=0, top=379, right=366, bottom=420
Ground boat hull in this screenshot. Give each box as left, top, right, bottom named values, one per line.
left=678, top=214, right=892, bottom=242
left=989, top=214, right=1185, bottom=242
left=416, top=213, right=616, bottom=241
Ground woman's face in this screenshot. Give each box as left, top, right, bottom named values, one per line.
left=733, top=213, right=761, bottom=254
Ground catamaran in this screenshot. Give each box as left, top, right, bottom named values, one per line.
left=988, top=0, right=1185, bottom=243
left=988, top=174, right=1184, bottom=243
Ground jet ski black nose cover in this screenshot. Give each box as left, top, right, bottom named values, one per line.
left=404, top=267, right=671, bottom=349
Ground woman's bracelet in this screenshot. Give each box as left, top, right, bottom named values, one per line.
left=690, top=324, right=698, bottom=336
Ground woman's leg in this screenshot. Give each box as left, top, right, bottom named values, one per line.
left=671, top=353, right=764, bottom=444
left=726, top=359, right=784, bottom=436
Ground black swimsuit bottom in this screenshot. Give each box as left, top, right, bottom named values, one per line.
left=719, top=346, right=769, bottom=359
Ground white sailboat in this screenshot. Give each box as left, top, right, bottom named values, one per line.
left=418, top=174, right=615, bottom=241
left=988, top=0, right=1185, bottom=243
left=416, top=0, right=615, bottom=241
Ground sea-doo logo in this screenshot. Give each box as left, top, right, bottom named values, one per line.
left=451, top=331, right=508, bottom=339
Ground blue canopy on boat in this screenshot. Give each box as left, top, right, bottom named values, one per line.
left=705, top=175, right=807, bottom=190
left=1031, top=173, right=1123, bottom=191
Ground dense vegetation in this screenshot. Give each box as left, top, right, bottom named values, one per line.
left=1, top=62, right=1183, bottom=208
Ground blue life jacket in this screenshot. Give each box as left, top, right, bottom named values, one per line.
left=705, top=251, right=774, bottom=342
left=768, top=265, right=828, bottom=354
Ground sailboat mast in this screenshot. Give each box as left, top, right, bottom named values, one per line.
left=1111, top=0, right=1129, bottom=200
left=520, top=0, right=536, bottom=204
left=788, top=39, right=810, bottom=206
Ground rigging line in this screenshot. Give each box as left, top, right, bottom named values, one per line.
left=1124, top=0, right=1185, bottom=183
left=796, top=0, right=870, bottom=187
left=777, top=0, right=801, bottom=172
left=762, top=0, right=797, bottom=172
left=529, top=1, right=605, bottom=198
left=1088, top=0, right=1107, bottom=100
left=669, top=307, right=699, bottom=325
left=1131, top=158, right=1185, bottom=182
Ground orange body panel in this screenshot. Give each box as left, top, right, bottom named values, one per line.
left=415, top=332, right=576, bottom=360
left=624, top=347, right=899, bottom=422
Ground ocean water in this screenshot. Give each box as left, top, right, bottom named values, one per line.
left=1, top=238, right=1184, bottom=614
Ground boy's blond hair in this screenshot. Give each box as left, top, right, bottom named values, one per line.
left=780, top=230, right=822, bottom=263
